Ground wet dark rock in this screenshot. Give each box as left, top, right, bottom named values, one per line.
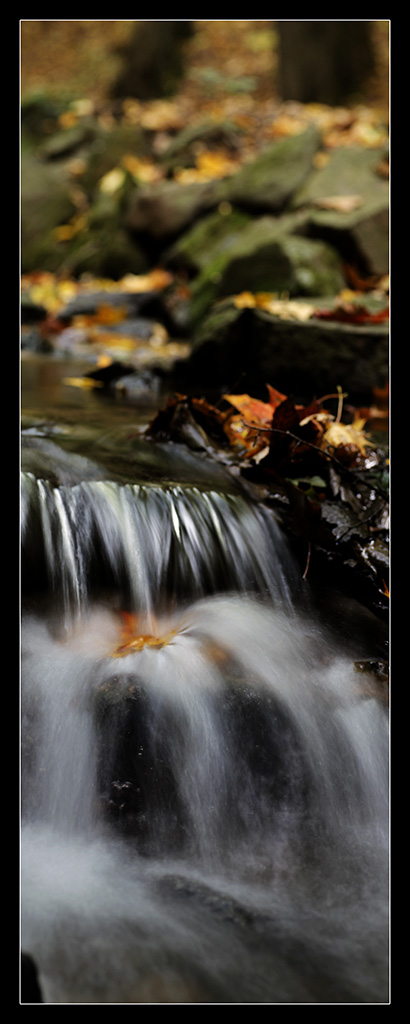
left=186, top=299, right=389, bottom=402
left=21, top=92, right=64, bottom=140
left=21, top=952, right=43, bottom=1003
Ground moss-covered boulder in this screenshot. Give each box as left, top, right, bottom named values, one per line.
left=125, top=179, right=221, bottom=241
left=187, top=216, right=345, bottom=327
left=219, top=125, right=322, bottom=212
left=163, top=206, right=252, bottom=274
left=291, top=146, right=389, bottom=275
left=55, top=192, right=149, bottom=280
left=21, top=151, right=78, bottom=273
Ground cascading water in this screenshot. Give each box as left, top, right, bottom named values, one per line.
left=20, top=456, right=389, bottom=1004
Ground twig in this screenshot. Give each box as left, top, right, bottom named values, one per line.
left=302, top=541, right=311, bottom=580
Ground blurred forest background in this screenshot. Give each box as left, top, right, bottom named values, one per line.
left=21, top=20, right=389, bottom=120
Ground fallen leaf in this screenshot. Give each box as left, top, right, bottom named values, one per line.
left=233, top=291, right=315, bottom=321
left=117, top=269, right=173, bottom=292
left=312, top=194, right=364, bottom=213
left=322, top=417, right=373, bottom=456
left=63, top=376, right=104, bottom=390
left=99, top=167, right=126, bottom=194
left=313, top=303, right=389, bottom=324
left=122, top=154, right=163, bottom=183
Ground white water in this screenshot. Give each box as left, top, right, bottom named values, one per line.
left=20, top=476, right=389, bottom=1004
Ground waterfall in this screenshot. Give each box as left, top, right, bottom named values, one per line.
left=20, top=471, right=296, bottom=616
left=20, top=465, right=389, bottom=1004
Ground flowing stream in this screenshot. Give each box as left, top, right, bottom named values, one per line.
left=20, top=361, right=389, bottom=1004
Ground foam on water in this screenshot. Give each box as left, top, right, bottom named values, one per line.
left=21, top=597, right=389, bottom=1004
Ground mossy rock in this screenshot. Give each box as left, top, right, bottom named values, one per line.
left=126, top=179, right=222, bottom=240
left=56, top=193, right=149, bottom=280
left=188, top=219, right=345, bottom=327
left=79, top=123, right=152, bottom=197
left=38, top=119, right=98, bottom=161
left=219, top=125, right=322, bottom=212
left=291, top=146, right=389, bottom=275
left=164, top=206, right=252, bottom=273
left=21, top=151, right=78, bottom=273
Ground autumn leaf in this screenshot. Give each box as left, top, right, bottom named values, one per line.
left=313, top=302, right=389, bottom=324
left=174, top=149, right=240, bottom=184
left=98, top=167, right=127, bottom=194
left=63, top=376, right=104, bottom=390
left=121, top=153, right=164, bottom=183
left=111, top=611, right=178, bottom=658
left=233, top=291, right=315, bottom=321
left=117, top=269, right=173, bottom=292
left=311, top=194, right=364, bottom=213
left=322, top=416, right=373, bottom=456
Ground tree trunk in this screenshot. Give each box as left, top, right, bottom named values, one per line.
left=110, top=21, right=193, bottom=101
left=277, top=21, right=375, bottom=105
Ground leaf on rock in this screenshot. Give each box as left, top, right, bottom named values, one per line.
left=311, top=194, right=364, bottom=212
left=63, top=376, right=104, bottom=390
left=312, top=302, right=389, bottom=324
left=111, top=611, right=178, bottom=658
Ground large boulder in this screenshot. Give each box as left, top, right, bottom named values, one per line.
left=125, top=179, right=221, bottom=242
left=219, top=125, right=322, bottom=212
left=21, top=151, right=78, bottom=273
left=291, top=145, right=389, bottom=276
left=185, top=299, right=389, bottom=401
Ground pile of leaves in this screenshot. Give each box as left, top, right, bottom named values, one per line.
left=146, top=382, right=389, bottom=615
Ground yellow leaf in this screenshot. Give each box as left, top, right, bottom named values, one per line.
left=312, top=195, right=364, bottom=213
left=99, top=167, right=126, bottom=194
left=63, top=377, right=104, bottom=390
left=118, top=269, right=173, bottom=292
left=122, top=154, right=163, bottom=183
left=234, top=291, right=257, bottom=309
left=322, top=418, right=373, bottom=455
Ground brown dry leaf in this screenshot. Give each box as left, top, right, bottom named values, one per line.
left=258, top=297, right=315, bottom=321
left=118, top=269, right=173, bottom=292
left=63, top=376, right=104, bottom=390
left=233, top=291, right=257, bottom=309
left=233, top=291, right=315, bottom=321
left=75, top=304, right=128, bottom=327
left=222, top=386, right=288, bottom=456
left=174, top=149, right=239, bottom=184
left=140, top=100, right=184, bottom=132
left=312, top=194, right=364, bottom=213
left=53, top=213, right=88, bottom=242
left=122, top=154, right=164, bottom=183
left=111, top=610, right=178, bottom=658
left=98, top=167, right=126, bottom=194
left=223, top=393, right=275, bottom=428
